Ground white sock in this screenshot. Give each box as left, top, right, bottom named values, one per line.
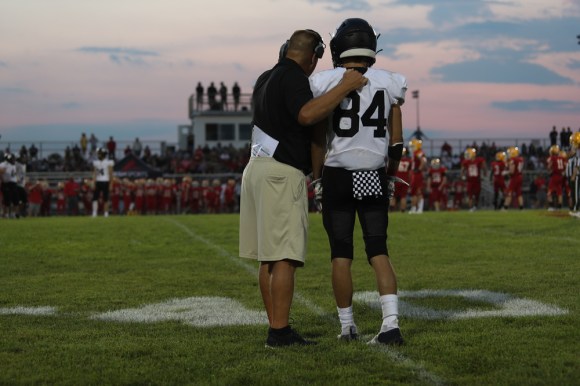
left=337, top=306, right=357, bottom=335
left=92, top=201, right=98, bottom=216
left=379, top=294, right=399, bottom=332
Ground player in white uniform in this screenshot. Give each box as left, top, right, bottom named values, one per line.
left=0, top=153, right=19, bottom=218
left=310, top=18, right=407, bottom=345
left=92, top=148, right=115, bottom=217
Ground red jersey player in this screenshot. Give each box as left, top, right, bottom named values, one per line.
left=408, top=139, right=427, bottom=214
left=546, top=145, right=566, bottom=210
left=426, top=158, right=447, bottom=211
left=490, top=151, right=507, bottom=210
left=461, top=147, right=486, bottom=211
left=504, top=146, right=524, bottom=210
left=391, top=147, right=411, bottom=212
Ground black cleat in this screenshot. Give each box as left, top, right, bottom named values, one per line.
left=367, top=328, right=404, bottom=346
left=265, top=327, right=317, bottom=348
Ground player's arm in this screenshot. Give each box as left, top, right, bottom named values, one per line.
left=108, top=164, right=114, bottom=187
left=311, top=118, right=327, bottom=181
left=386, top=104, right=403, bottom=177
left=299, top=69, right=366, bottom=126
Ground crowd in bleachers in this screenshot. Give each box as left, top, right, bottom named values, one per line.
left=2, top=125, right=578, bottom=218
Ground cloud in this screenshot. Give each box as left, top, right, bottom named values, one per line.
left=491, top=99, right=580, bottom=112
left=76, top=46, right=159, bottom=66
left=431, top=58, right=573, bottom=85
left=0, top=87, right=30, bottom=95
left=0, top=61, right=7, bottom=68
left=307, top=0, right=372, bottom=12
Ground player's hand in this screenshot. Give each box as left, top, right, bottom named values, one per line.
left=385, top=176, right=409, bottom=200
left=341, top=68, right=368, bottom=91
left=312, top=178, right=323, bottom=212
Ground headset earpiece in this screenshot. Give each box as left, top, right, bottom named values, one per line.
left=278, top=40, right=289, bottom=62
left=305, top=29, right=325, bottom=59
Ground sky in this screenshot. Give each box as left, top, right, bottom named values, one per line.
left=1, top=0, right=580, bottom=146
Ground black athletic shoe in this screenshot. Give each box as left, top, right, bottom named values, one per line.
left=265, top=327, right=317, bottom=348
left=367, top=328, right=404, bottom=346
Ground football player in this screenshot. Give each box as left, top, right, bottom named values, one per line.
left=567, top=132, right=580, bottom=217
left=461, top=147, right=487, bottom=211
left=546, top=145, right=566, bottom=211
left=310, top=18, right=406, bottom=345
left=503, top=146, right=525, bottom=210
left=490, top=151, right=507, bottom=210
left=391, top=147, right=411, bottom=212
left=426, top=158, right=447, bottom=211
left=92, top=148, right=115, bottom=217
left=408, top=138, right=427, bottom=214
left=0, top=153, right=19, bottom=218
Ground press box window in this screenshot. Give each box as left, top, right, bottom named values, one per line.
left=239, top=124, right=252, bottom=141
left=205, top=123, right=235, bottom=141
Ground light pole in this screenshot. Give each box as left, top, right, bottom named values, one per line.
left=412, top=89, right=420, bottom=131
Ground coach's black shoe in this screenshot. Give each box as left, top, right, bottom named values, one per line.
left=265, top=327, right=317, bottom=348
left=367, top=328, right=404, bottom=346
left=337, top=325, right=359, bottom=341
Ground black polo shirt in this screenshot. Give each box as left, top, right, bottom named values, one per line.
left=252, top=58, right=314, bottom=174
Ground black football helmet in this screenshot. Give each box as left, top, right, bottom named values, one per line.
left=97, top=147, right=108, bottom=160
left=330, top=18, right=378, bottom=68
left=4, top=153, right=15, bottom=164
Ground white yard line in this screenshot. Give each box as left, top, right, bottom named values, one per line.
left=167, top=217, right=446, bottom=386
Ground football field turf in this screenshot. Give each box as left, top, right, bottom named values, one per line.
left=0, top=210, right=578, bottom=385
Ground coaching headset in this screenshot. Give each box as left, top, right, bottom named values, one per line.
left=278, top=29, right=325, bottom=61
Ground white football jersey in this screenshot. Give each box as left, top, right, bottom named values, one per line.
left=310, top=67, right=407, bottom=170
left=0, top=161, right=17, bottom=183
left=93, top=158, right=115, bottom=182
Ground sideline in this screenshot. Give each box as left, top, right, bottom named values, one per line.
left=166, top=217, right=446, bottom=386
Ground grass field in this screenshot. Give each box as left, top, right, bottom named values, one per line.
left=0, top=210, right=578, bottom=385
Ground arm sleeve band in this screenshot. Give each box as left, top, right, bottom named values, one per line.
left=388, top=143, right=404, bottom=161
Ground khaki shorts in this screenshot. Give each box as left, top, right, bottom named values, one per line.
left=239, top=157, right=308, bottom=265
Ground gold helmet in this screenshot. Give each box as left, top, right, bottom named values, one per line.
left=507, top=146, right=519, bottom=158
left=549, top=145, right=560, bottom=155
left=464, top=147, right=476, bottom=160
left=409, top=138, right=422, bottom=151
left=495, top=151, right=506, bottom=162
left=431, top=158, right=441, bottom=168
left=571, top=132, right=580, bottom=150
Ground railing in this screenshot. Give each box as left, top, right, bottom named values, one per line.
left=188, top=92, right=253, bottom=117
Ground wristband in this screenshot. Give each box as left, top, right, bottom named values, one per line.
left=388, top=142, right=404, bottom=161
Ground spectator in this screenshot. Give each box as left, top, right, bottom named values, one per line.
left=219, top=82, right=228, bottom=110
left=89, top=133, right=98, bottom=155
left=80, top=133, right=88, bottom=156
left=107, top=136, right=117, bottom=160
left=29, top=144, right=38, bottom=161
left=232, top=82, right=241, bottom=111
left=196, top=82, right=204, bottom=110
left=560, top=127, right=567, bottom=149
left=207, top=82, right=217, bottom=110
left=440, top=141, right=452, bottom=157
left=132, top=137, right=142, bottom=157
left=549, top=126, right=558, bottom=146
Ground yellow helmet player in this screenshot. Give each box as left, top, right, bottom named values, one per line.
left=507, top=146, right=519, bottom=158
left=464, top=147, right=476, bottom=160
left=495, top=151, right=506, bottom=162
left=570, top=132, right=580, bottom=150
left=549, top=145, right=560, bottom=155
left=409, top=138, right=422, bottom=152
left=431, top=158, right=441, bottom=168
